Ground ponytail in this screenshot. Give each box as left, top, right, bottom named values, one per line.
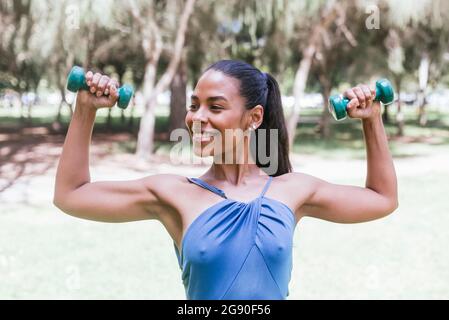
left=255, top=72, right=292, bottom=176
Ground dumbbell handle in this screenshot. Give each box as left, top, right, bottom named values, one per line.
left=328, top=78, right=394, bottom=121
left=66, top=66, right=134, bottom=109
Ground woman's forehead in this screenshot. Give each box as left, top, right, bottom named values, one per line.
left=193, top=70, right=240, bottom=100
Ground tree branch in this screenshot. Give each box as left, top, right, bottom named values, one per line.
left=335, top=3, right=358, bottom=47
left=152, top=0, right=196, bottom=98
left=128, top=0, right=145, bottom=28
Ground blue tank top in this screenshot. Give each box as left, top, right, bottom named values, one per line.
left=174, top=175, right=297, bottom=300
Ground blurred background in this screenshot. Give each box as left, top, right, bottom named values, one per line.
left=1, top=0, right=449, bottom=299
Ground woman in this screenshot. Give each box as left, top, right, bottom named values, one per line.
left=54, top=60, right=398, bottom=300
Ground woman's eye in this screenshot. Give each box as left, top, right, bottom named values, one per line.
left=188, top=105, right=222, bottom=111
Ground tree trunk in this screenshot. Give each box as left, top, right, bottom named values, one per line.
left=106, top=108, right=113, bottom=131
left=56, top=88, right=64, bottom=123
left=54, top=49, right=74, bottom=125
left=56, top=99, right=65, bottom=123
left=417, top=52, right=429, bottom=126
left=83, top=1, right=95, bottom=69
left=287, top=5, right=338, bottom=149
left=135, top=58, right=158, bottom=157
left=28, top=104, right=33, bottom=123
left=120, top=109, right=126, bottom=126
left=116, top=70, right=127, bottom=127
left=55, top=83, right=72, bottom=123
left=382, top=104, right=390, bottom=123
left=395, top=77, right=404, bottom=136
left=128, top=99, right=136, bottom=131
left=287, top=45, right=315, bottom=148
left=136, top=97, right=157, bottom=158
left=134, top=0, right=196, bottom=159
left=168, top=58, right=187, bottom=138
left=316, top=74, right=332, bottom=139
left=19, top=93, right=25, bottom=124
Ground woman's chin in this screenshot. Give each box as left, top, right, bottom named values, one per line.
left=193, top=144, right=215, bottom=157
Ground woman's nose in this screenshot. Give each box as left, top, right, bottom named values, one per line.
left=191, top=107, right=208, bottom=122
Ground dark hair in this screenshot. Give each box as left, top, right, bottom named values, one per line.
left=205, top=60, right=292, bottom=177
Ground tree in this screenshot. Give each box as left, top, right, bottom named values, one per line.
left=385, top=28, right=406, bottom=135
left=126, top=0, right=196, bottom=160
left=0, top=0, right=45, bottom=123
left=167, top=56, right=187, bottom=137
left=286, top=1, right=339, bottom=148
left=385, top=0, right=449, bottom=127
left=311, top=1, right=362, bottom=138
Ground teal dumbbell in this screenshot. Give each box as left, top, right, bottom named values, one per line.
left=66, top=66, right=134, bottom=109
left=328, top=78, right=394, bottom=121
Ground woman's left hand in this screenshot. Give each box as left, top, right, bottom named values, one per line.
left=344, top=84, right=381, bottom=120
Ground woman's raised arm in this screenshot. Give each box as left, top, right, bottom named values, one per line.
left=53, top=70, right=175, bottom=222
left=297, top=84, right=398, bottom=223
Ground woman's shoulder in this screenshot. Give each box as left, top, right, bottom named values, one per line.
left=141, top=173, right=190, bottom=191
left=140, top=173, right=195, bottom=210
left=276, top=171, right=320, bottom=186
left=274, top=171, right=323, bottom=198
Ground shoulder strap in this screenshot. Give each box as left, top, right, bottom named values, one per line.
left=187, top=177, right=228, bottom=199
left=259, top=176, right=273, bottom=197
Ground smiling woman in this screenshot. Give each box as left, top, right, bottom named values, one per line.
left=53, top=59, right=398, bottom=300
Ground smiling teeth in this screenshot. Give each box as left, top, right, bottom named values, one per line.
left=193, top=132, right=214, bottom=138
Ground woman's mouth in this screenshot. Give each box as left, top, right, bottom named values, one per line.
left=193, top=132, right=215, bottom=142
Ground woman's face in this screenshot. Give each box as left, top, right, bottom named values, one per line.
left=185, top=70, right=262, bottom=159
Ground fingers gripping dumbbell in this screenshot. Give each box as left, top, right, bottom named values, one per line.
left=328, top=78, right=394, bottom=121
left=66, top=66, right=134, bottom=109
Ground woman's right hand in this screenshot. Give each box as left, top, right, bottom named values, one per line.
left=76, top=71, right=120, bottom=110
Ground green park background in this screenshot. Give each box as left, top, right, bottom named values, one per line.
left=1, top=0, right=448, bottom=299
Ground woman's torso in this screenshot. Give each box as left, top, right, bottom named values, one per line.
left=153, top=173, right=310, bottom=299
left=156, top=173, right=306, bottom=252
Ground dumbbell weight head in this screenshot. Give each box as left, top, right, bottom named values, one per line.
left=66, top=66, right=133, bottom=109
left=117, top=84, right=134, bottom=109
left=67, top=66, right=90, bottom=92
left=375, top=78, right=394, bottom=105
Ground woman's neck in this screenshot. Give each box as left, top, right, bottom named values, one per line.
left=206, top=163, right=266, bottom=185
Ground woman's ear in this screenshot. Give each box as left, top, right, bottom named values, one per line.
left=250, top=105, right=264, bottom=128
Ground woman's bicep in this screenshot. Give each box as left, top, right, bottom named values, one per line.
left=298, top=176, right=397, bottom=223
left=53, top=177, right=166, bottom=222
